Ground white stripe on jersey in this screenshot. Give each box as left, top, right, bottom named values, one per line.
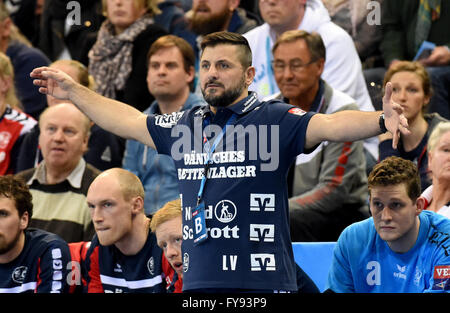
left=100, top=275, right=162, bottom=289
left=0, top=282, right=37, bottom=293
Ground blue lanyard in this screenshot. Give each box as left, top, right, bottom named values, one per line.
left=265, top=36, right=276, bottom=95
left=196, top=113, right=237, bottom=205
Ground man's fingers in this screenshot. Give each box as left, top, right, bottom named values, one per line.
left=400, top=115, right=409, bottom=127
left=30, top=67, right=58, bottom=79
left=30, top=66, right=50, bottom=77
left=38, top=87, right=49, bottom=94
left=399, top=123, right=411, bottom=136
left=392, top=129, right=400, bottom=149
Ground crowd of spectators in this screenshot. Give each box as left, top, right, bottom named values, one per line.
left=0, top=0, right=449, bottom=294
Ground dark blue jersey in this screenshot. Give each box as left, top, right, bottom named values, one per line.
left=147, top=93, right=315, bottom=291
left=83, top=230, right=171, bottom=293
left=0, top=228, right=71, bottom=293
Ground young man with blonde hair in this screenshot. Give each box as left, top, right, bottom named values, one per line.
left=150, top=199, right=183, bottom=293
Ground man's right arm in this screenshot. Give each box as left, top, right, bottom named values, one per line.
left=31, top=67, right=156, bottom=149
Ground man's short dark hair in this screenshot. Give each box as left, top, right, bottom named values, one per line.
left=0, top=175, right=33, bottom=221
left=200, top=31, right=252, bottom=68
left=368, top=156, right=421, bottom=202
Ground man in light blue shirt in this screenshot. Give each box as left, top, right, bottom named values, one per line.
left=327, top=156, right=450, bottom=293
left=122, top=35, right=205, bottom=214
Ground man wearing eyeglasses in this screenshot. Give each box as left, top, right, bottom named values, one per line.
left=244, top=0, right=379, bottom=172
left=268, top=30, right=370, bottom=242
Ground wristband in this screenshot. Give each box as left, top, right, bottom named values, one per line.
left=379, top=113, right=388, bottom=133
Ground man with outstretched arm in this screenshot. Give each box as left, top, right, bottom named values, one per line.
left=31, top=31, right=408, bottom=293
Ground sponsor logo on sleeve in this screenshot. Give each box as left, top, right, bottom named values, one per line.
left=433, top=265, right=450, bottom=279
left=154, top=112, right=184, bottom=128
left=432, top=265, right=450, bottom=291
left=288, top=108, right=306, bottom=116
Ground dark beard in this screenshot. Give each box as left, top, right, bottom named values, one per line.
left=202, top=77, right=245, bottom=108
left=0, top=229, right=22, bottom=255
left=190, top=8, right=231, bottom=35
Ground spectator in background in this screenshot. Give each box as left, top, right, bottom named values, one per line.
left=420, top=122, right=450, bottom=218
left=150, top=198, right=183, bottom=293
left=268, top=30, right=369, bottom=242
left=83, top=168, right=173, bottom=293
left=0, top=52, right=37, bottom=175
left=122, top=35, right=204, bottom=215
left=427, top=68, right=449, bottom=120
left=88, top=0, right=167, bottom=112
left=378, top=61, right=448, bottom=192
left=244, top=0, right=373, bottom=112
left=16, top=59, right=125, bottom=172
left=182, top=0, right=260, bottom=95
left=0, top=175, right=71, bottom=293
left=244, top=0, right=378, bottom=168
left=365, top=0, right=450, bottom=118
left=326, top=156, right=450, bottom=293
left=38, top=0, right=105, bottom=66
left=321, top=0, right=384, bottom=69
left=155, top=0, right=190, bottom=37
left=187, top=0, right=258, bottom=37
left=16, top=103, right=99, bottom=243
left=3, top=0, right=43, bottom=46
left=0, top=1, right=50, bottom=119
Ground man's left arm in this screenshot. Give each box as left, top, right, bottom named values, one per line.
left=35, top=241, right=71, bottom=293
left=305, top=83, right=409, bottom=150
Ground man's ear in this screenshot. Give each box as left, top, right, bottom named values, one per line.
left=415, top=197, right=425, bottom=216
left=131, top=196, right=145, bottom=215
left=186, top=65, right=195, bottom=84
left=20, top=211, right=29, bottom=230
left=245, top=66, right=256, bottom=87
left=316, top=58, right=325, bottom=77
left=0, top=75, right=12, bottom=94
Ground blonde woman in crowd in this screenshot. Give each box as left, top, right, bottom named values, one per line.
left=0, top=52, right=36, bottom=174
left=420, top=122, right=450, bottom=218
